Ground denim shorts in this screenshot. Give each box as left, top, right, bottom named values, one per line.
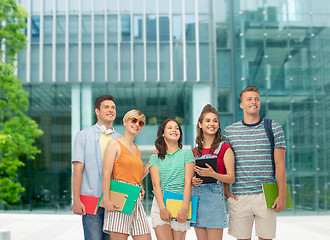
left=191, top=182, right=228, bottom=229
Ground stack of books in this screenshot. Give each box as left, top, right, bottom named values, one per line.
left=72, top=180, right=141, bottom=215
left=163, top=190, right=198, bottom=222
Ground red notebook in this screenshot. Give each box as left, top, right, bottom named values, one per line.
left=71, top=195, right=101, bottom=215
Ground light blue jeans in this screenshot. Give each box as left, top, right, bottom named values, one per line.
left=191, top=182, right=228, bottom=229
left=82, top=207, right=109, bottom=240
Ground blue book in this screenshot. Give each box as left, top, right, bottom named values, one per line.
left=163, top=190, right=198, bottom=223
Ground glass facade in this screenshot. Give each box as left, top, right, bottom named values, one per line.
left=3, top=0, right=329, bottom=214
left=228, top=0, right=330, bottom=212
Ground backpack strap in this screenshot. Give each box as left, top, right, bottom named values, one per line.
left=264, top=118, right=275, bottom=176
left=214, top=142, right=224, bottom=155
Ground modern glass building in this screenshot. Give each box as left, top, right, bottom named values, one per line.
left=3, top=0, right=329, bottom=214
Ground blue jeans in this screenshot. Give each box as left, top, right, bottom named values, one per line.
left=82, top=207, right=109, bottom=240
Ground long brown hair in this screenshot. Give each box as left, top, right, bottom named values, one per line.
left=155, top=119, right=183, bottom=159
left=195, top=104, right=221, bottom=157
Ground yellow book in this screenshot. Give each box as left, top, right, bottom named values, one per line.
left=166, top=199, right=192, bottom=219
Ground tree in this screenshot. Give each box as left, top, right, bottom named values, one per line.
left=0, top=0, right=43, bottom=205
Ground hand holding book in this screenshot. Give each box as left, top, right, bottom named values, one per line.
left=167, top=199, right=191, bottom=223
left=195, top=163, right=216, bottom=177
left=103, top=200, right=119, bottom=212
left=71, top=195, right=101, bottom=215
left=262, top=183, right=293, bottom=210
left=163, top=190, right=198, bottom=223
left=272, top=195, right=286, bottom=212
left=195, top=157, right=218, bottom=184
left=71, top=199, right=87, bottom=215
left=159, top=206, right=173, bottom=221
left=176, top=207, right=189, bottom=223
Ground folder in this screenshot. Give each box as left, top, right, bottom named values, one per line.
left=109, top=191, right=127, bottom=212
left=166, top=199, right=192, bottom=219
left=101, top=180, right=141, bottom=215
left=99, top=191, right=128, bottom=211
left=163, top=190, right=198, bottom=223
left=71, top=195, right=101, bottom=215
left=262, top=183, right=294, bottom=209
left=195, top=157, right=218, bottom=184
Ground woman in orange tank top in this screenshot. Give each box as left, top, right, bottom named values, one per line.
left=102, top=109, right=151, bottom=240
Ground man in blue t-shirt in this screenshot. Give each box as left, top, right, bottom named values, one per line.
left=223, top=86, right=286, bottom=240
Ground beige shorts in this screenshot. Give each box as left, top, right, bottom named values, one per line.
left=150, top=197, right=190, bottom=232
left=227, top=193, right=276, bottom=239
left=103, top=194, right=150, bottom=236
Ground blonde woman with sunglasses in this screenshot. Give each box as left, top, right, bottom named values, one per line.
left=102, top=110, right=151, bottom=240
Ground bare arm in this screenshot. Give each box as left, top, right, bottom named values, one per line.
left=102, top=140, right=120, bottom=212
left=223, top=148, right=238, bottom=200
left=140, top=160, right=150, bottom=200
left=177, top=162, right=195, bottom=222
left=142, top=160, right=150, bottom=179
left=72, top=162, right=85, bottom=215
left=273, top=147, right=286, bottom=212
left=142, top=151, right=157, bottom=179
left=150, top=166, right=172, bottom=221
left=220, top=148, right=235, bottom=184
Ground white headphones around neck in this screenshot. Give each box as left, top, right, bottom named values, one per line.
left=99, top=125, right=114, bottom=135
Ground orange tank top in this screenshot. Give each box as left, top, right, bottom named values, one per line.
left=112, top=140, right=143, bottom=185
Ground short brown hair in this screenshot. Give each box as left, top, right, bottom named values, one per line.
left=240, top=86, right=260, bottom=101
left=94, top=95, right=115, bottom=110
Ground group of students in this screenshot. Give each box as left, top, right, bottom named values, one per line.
left=72, top=86, right=287, bottom=240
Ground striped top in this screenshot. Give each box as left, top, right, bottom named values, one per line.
left=149, top=148, right=195, bottom=194
left=223, top=118, right=286, bottom=195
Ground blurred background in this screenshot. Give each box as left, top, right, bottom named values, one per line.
left=1, top=0, right=329, bottom=216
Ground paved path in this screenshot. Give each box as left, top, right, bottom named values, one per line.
left=0, top=213, right=330, bottom=239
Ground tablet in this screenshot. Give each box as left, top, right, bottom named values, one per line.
left=195, top=157, right=218, bottom=184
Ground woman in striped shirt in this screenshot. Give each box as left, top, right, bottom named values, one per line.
left=149, top=118, right=195, bottom=240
